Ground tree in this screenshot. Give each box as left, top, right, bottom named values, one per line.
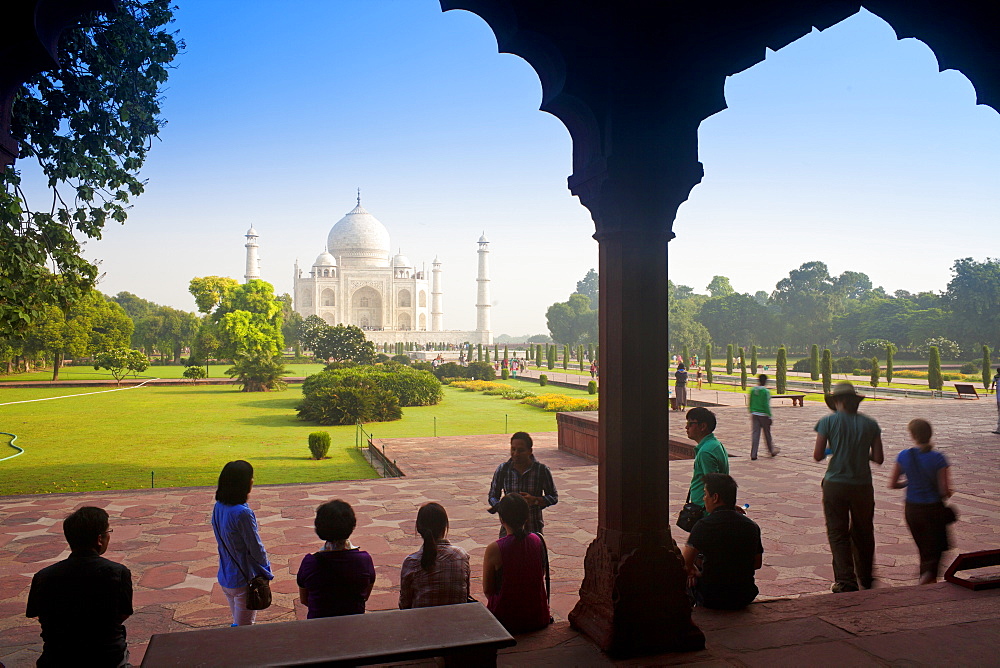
left=983, top=345, right=992, bottom=391
left=945, top=257, right=1000, bottom=351
left=503, top=344, right=509, bottom=362
left=279, top=294, right=303, bottom=356
left=886, top=343, right=895, bottom=385
left=682, top=345, right=690, bottom=367
left=706, top=275, right=734, bottom=298
left=94, top=347, right=149, bottom=386
left=1, top=1, right=182, bottom=338
left=308, top=324, right=375, bottom=364
left=771, top=262, right=840, bottom=347
left=547, top=344, right=555, bottom=370
left=477, top=344, right=483, bottom=362
left=821, top=349, right=833, bottom=395
left=485, top=345, right=491, bottom=364
left=188, top=276, right=240, bottom=314
left=705, top=344, right=713, bottom=384
left=920, top=337, right=961, bottom=361
left=183, top=365, right=207, bottom=383
left=870, top=357, right=880, bottom=388
left=739, top=347, right=747, bottom=390
left=575, top=269, right=599, bottom=307
left=563, top=344, right=569, bottom=370
left=545, top=293, right=597, bottom=344
left=810, top=344, right=820, bottom=381
left=776, top=347, right=787, bottom=394
left=927, top=346, right=943, bottom=391
left=750, top=345, right=758, bottom=375
left=726, top=344, right=734, bottom=375
left=698, top=293, right=778, bottom=348
left=577, top=344, right=584, bottom=371
left=112, top=292, right=158, bottom=321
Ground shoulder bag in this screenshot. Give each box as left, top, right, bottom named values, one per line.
left=214, top=523, right=273, bottom=610
left=534, top=532, right=553, bottom=624
left=909, top=448, right=957, bottom=524
left=676, top=490, right=705, bottom=532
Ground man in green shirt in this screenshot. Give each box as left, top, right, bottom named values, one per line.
left=748, top=374, right=779, bottom=460
left=685, top=407, right=730, bottom=511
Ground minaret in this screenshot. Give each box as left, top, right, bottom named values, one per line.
left=244, top=227, right=260, bottom=283
left=476, top=233, right=491, bottom=334
left=431, top=256, right=443, bottom=332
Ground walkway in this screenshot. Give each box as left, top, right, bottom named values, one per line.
left=1, top=399, right=998, bottom=665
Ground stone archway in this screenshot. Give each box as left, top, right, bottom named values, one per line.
left=351, top=286, right=382, bottom=329
left=321, top=288, right=335, bottom=307
left=398, top=313, right=412, bottom=330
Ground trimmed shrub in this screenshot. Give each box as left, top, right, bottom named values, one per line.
left=298, top=364, right=441, bottom=426
left=886, top=344, right=894, bottom=385
left=960, top=361, right=979, bottom=375
left=466, top=361, right=496, bottom=380
left=739, top=347, right=747, bottom=390
left=870, top=357, right=879, bottom=388
left=750, top=345, right=758, bottom=375
left=391, top=354, right=411, bottom=365
left=501, top=369, right=509, bottom=380
left=183, top=365, right=207, bottom=382
left=927, top=346, right=943, bottom=390
left=377, top=353, right=391, bottom=363
left=587, top=380, right=597, bottom=394
left=776, top=347, right=787, bottom=394
left=726, top=344, right=734, bottom=375
left=705, top=343, right=713, bottom=384
left=792, top=358, right=813, bottom=373
left=810, top=344, right=820, bottom=381
left=411, top=361, right=433, bottom=372
left=308, top=432, right=331, bottom=459
left=297, top=386, right=402, bottom=425
left=983, top=345, right=991, bottom=390
left=821, top=349, right=832, bottom=395
left=539, top=374, right=548, bottom=386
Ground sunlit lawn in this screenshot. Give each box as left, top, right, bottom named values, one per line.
left=0, top=378, right=591, bottom=495
left=0, top=363, right=327, bottom=383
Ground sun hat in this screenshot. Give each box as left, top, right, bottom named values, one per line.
left=824, top=381, right=865, bottom=411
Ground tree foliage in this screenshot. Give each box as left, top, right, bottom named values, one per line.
left=575, top=269, right=599, bottom=307
left=300, top=319, right=375, bottom=364
left=775, top=347, right=787, bottom=394
left=546, top=293, right=597, bottom=345
left=1, top=1, right=181, bottom=337
left=870, top=356, right=879, bottom=388
left=982, top=345, right=991, bottom=390
left=927, top=346, right=943, bottom=391
left=821, top=349, right=833, bottom=395
left=94, top=347, right=148, bottom=385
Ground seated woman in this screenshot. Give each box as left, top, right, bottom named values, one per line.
left=399, top=502, right=470, bottom=608
left=483, top=494, right=550, bottom=633
left=296, top=500, right=376, bottom=618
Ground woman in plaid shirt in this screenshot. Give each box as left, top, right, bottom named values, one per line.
left=398, top=503, right=470, bottom=608
left=488, top=432, right=558, bottom=535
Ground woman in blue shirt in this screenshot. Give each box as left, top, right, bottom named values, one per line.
left=212, top=460, right=273, bottom=625
left=888, top=419, right=953, bottom=584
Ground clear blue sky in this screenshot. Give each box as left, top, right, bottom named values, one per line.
left=45, top=2, right=1000, bottom=334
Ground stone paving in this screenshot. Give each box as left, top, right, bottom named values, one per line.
left=1, top=397, right=998, bottom=666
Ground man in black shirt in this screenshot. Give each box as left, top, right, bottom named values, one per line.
left=682, top=473, right=763, bottom=609
left=26, top=506, right=133, bottom=667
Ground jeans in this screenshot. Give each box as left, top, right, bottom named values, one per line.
left=221, top=584, right=257, bottom=626
left=750, top=414, right=775, bottom=458
left=822, top=480, right=875, bottom=590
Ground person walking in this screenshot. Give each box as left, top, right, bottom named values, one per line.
left=748, top=374, right=779, bottom=460
left=674, top=363, right=689, bottom=411
left=212, top=460, right=273, bottom=626
left=813, top=383, right=884, bottom=593
left=888, top=419, right=953, bottom=584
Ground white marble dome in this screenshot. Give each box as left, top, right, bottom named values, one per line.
left=314, top=250, right=336, bottom=267
left=392, top=252, right=412, bottom=268
left=327, top=204, right=391, bottom=268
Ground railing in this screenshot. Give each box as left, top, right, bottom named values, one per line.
left=356, top=423, right=403, bottom=478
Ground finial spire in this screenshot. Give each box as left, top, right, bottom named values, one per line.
left=357, top=187, right=361, bottom=206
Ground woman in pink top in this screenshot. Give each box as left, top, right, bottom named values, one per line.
left=483, top=494, right=550, bottom=633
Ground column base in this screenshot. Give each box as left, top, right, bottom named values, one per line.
left=568, top=532, right=705, bottom=657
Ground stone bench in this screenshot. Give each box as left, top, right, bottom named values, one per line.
left=140, top=602, right=515, bottom=667
left=772, top=394, right=805, bottom=407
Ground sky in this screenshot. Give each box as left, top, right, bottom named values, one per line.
left=22, top=2, right=1000, bottom=335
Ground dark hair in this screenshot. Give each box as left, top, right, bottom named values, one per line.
left=64, top=506, right=109, bottom=552
left=703, top=473, right=738, bottom=507
left=510, top=431, right=533, bottom=450
left=315, top=499, right=356, bottom=542
left=908, top=418, right=933, bottom=450
left=416, top=502, right=449, bottom=571
left=215, top=460, right=254, bottom=505
left=686, top=406, right=716, bottom=432
left=495, top=494, right=529, bottom=540
left=678, top=363, right=686, bottom=371
left=758, top=374, right=768, bottom=385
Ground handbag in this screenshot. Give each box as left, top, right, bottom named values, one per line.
left=214, top=523, right=273, bottom=610
left=909, top=448, right=957, bottom=525
left=676, top=490, right=705, bottom=532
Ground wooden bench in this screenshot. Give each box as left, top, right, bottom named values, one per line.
left=140, top=602, right=515, bottom=667
left=954, top=383, right=980, bottom=399
left=772, top=394, right=805, bottom=407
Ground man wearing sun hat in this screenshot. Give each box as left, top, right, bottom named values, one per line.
left=813, top=382, right=884, bottom=593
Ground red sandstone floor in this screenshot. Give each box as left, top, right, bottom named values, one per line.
left=1, top=398, right=999, bottom=666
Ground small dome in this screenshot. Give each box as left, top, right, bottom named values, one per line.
left=478, top=233, right=489, bottom=243
left=393, top=252, right=412, bottom=268
left=246, top=226, right=258, bottom=237
left=314, top=250, right=337, bottom=267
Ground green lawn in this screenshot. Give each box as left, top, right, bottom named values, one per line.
left=0, top=378, right=589, bottom=495
left=0, top=363, right=327, bottom=383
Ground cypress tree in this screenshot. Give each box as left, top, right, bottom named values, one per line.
left=776, top=347, right=787, bottom=394
left=587, top=343, right=594, bottom=361
left=682, top=344, right=690, bottom=367
left=810, top=344, right=820, bottom=381
left=547, top=345, right=555, bottom=370
left=982, top=345, right=991, bottom=390
left=726, top=344, right=734, bottom=375
left=739, top=347, right=747, bottom=390
left=928, top=346, right=943, bottom=391
left=870, top=356, right=880, bottom=388
left=886, top=343, right=894, bottom=385
left=563, top=344, right=569, bottom=370
left=750, top=345, right=758, bottom=375
left=477, top=344, right=483, bottom=362
left=578, top=344, right=585, bottom=371
left=503, top=344, right=509, bottom=363
left=822, top=349, right=833, bottom=395
left=705, top=343, right=714, bottom=384
left=485, top=346, right=491, bottom=363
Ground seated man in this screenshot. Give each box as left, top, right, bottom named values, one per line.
left=26, top=506, right=133, bottom=667
left=682, top=473, right=763, bottom=610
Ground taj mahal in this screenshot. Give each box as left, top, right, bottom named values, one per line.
left=242, top=195, right=493, bottom=347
